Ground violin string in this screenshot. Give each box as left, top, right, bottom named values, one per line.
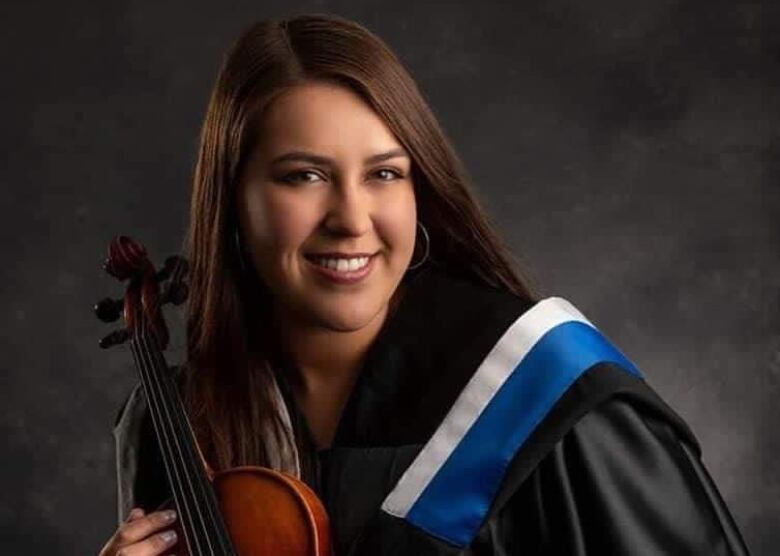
left=142, top=310, right=235, bottom=555
left=167, top=256, right=235, bottom=555
left=137, top=325, right=215, bottom=556
left=133, top=335, right=207, bottom=556
left=135, top=316, right=213, bottom=556
left=143, top=329, right=234, bottom=553
left=129, top=339, right=204, bottom=556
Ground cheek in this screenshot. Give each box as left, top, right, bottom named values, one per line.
left=376, top=187, right=417, bottom=258
left=241, top=187, right=317, bottom=258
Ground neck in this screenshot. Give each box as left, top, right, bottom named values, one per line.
left=275, top=304, right=389, bottom=397
left=269, top=283, right=407, bottom=395
left=266, top=284, right=407, bottom=449
left=270, top=302, right=389, bottom=450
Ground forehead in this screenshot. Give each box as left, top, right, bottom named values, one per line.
left=256, top=81, right=403, bottom=158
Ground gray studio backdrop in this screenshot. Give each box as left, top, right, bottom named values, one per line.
left=2, top=1, right=777, bottom=554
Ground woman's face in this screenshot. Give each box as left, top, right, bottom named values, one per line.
left=236, top=81, right=417, bottom=333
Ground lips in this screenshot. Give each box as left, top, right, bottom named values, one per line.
left=304, top=252, right=377, bottom=259
left=304, top=251, right=377, bottom=284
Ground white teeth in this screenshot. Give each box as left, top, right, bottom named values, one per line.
left=314, top=256, right=370, bottom=272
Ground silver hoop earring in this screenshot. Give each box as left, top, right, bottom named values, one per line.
left=408, top=221, right=430, bottom=271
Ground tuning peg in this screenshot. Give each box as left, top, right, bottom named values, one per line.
left=168, top=255, right=189, bottom=275
left=155, top=259, right=174, bottom=281
left=156, top=255, right=189, bottom=282
left=94, top=297, right=124, bottom=322
left=164, top=282, right=189, bottom=306
left=99, top=328, right=131, bottom=349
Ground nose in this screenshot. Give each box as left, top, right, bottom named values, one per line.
left=322, top=176, right=373, bottom=236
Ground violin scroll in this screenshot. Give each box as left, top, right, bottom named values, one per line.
left=102, top=235, right=152, bottom=281
left=95, top=235, right=189, bottom=350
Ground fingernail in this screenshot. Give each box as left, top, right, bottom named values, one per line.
left=163, top=509, right=177, bottom=522
left=161, top=530, right=177, bottom=543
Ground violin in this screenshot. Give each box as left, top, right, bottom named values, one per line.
left=95, top=235, right=333, bottom=556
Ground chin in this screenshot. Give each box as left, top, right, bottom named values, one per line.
left=312, top=297, right=386, bottom=332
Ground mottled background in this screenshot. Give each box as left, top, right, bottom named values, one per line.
left=1, top=0, right=777, bottom=554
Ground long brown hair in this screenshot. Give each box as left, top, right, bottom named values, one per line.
left=183, top=12, right=540, bottom=471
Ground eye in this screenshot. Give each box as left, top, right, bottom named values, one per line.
left=372, top=168, right=404, bottom=181
left=280, top=170, right=324, bottom=184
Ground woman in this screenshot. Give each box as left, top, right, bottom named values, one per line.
left=100, top=13, right=751, bottom=556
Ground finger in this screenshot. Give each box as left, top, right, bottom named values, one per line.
left=118, top=529, right=178, bottom=556
left=115, top=510, right=177, bottom=546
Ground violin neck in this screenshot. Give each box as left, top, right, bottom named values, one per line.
left=130, top=333, right=237, bottom=556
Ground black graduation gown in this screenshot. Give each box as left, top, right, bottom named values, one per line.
left=111, top=261, right=751, bottom=555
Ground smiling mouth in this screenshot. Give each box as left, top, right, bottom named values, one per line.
left=304, top=252, right=378, bottom=272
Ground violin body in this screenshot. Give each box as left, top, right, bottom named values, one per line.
left=160, top=467, right=332, bottom=556
left=97, top=235, right=333, bottom=555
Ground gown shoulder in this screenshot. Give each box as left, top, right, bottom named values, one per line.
left=348, top=369, right=752, bottom=555
left=472, top=389, right=752, bottom=555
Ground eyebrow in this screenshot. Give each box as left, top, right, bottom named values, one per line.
left=270, top=147, right=409, bottom=166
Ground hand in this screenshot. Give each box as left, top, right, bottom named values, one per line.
left=98, top=507, right=179, bottom=556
